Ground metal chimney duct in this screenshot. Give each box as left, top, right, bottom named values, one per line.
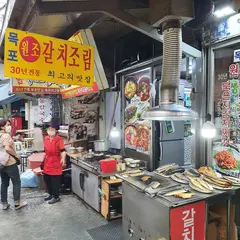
left=142, top=1, right=199, bottom=121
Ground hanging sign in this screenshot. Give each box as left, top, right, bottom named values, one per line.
left=210, top=13, right=240, bottom=44
left=170, top=201, right=206, bottom=240
left=213, top=62, right=240, bottom=177
left=61, top=82, right=99, bottom=99
left=124, top=68, right=152, bottom=155
left=36, top=98, right=52, bottom=125
left=234, top=49, right=240, bottom=63
left=221, top=81, right=231, bottom=145
left=68, top=93, right=100, bottom=142
left=12, top=78, right=61, bottom=94
left=4, top=28, right=94, bottom=87
left=59, top=30, right=99, bottom=98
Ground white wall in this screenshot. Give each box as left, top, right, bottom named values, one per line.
left=105, top=92, right=121, bottom=149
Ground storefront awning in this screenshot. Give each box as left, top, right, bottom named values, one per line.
left=0, top=80, right=21, bottom=105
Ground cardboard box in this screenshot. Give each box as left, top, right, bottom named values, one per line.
left=207, top=211, right=221, bottom=240
left=210, top=204, right=237, bottom=240
left=207, top=222, right=218, bottom=240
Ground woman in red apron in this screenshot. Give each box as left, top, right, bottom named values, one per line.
left=43, top=125, right=66, bottom=204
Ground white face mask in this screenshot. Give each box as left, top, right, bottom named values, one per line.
left=47, top=130, right=56, bottom=137
left=5, top=126, right=12, bottom=134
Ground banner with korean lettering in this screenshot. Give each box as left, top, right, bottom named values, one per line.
left=170, top=201, right=206, bottom=240
left=12, top=78, right=61, bottom=94
left=61, top=82, right=99, bottom=99
left=213, top=62, right=240, bottom=178
left=4, top=28, right=94, bottom=87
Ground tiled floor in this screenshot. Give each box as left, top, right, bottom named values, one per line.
left=0, top=187, right=107, bottom=240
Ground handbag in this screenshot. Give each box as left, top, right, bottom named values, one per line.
left=40, top=161, right=44, bottom=170
left=0, top=134, right=10, bottom=172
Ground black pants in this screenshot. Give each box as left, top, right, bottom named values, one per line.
left=43, top=174, right=61, bottom=198
left=1, top=164, right=21, bottom=204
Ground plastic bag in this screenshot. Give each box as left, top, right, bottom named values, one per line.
left=21, top=170, right=37, bottom=188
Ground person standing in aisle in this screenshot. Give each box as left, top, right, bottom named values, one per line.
left=0, top=120, right=27, bottom=210
left=42, top=124, right=66, bottom=204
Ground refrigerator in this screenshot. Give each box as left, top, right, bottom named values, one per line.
left=155, top=121, right=184, bottom=169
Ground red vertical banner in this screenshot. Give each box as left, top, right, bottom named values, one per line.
left=170, top=201, right=206, bottom=240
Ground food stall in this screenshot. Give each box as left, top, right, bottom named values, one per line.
left=116, top=56, right=199, bottom=171
left=202, top=12, right=240, bottom=237
left=103, top=12, right=240, bottom=240
left=119, top=163, right=240, bottom=240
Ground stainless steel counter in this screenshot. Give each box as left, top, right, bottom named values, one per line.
left=70, top=155, right=123, bottom=213
left=122, top=172, right=240, bottom=240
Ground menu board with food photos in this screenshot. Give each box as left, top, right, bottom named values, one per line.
left=212, top=61, right=240, bottom=177
left=68, top=93, right=100, bottom=142
left=124, top=68, right=151, bottom=155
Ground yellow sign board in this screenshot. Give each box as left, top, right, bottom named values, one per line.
left=4, top=28, right=94, bottom=87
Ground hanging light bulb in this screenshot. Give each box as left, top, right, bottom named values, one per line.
left=110, top=121, right=120, bottom=138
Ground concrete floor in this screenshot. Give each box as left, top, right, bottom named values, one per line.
left=0, top=187, right=107, bottom=240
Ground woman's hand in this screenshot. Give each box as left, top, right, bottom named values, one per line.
left=60, top=159, right=66, bottom=168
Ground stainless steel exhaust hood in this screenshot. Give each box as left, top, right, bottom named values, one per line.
left=142, top=103, right=198, bottom=121
left=142, top=18, right=199, bottom=121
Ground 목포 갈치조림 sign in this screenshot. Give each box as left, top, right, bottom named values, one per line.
left=4, top=28, right=94, bottom=87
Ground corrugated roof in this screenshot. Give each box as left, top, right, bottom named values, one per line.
left=0, top=79, right=21, bottom=105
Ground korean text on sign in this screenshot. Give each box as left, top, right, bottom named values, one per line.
left=170, top=201, right=206, bottom=240
left=182, top=208, right=196, bottom=240
left=4, top=28, right=94, bottom=87
left=229, top=63, right=239, bottom=79
left=221, top=81, right=231, bottom=144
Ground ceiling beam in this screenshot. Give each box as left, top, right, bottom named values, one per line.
left=104, top=10, right=201, bottom=58
left=17, top=0, right=38, bottom=29
left=57, top=13, right=104, bottom=39
left=36, top=0, right=201, bottom=58
left=38, top=0, right=149, bottom=15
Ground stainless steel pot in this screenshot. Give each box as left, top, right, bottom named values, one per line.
left=110, top=209, right=118, bottom=217
left=94, top=139, right=109, bottom=152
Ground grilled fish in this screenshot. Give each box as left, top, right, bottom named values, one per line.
left=171, top=173, right=189, bottom=184
left=203, top=176, right=232, bottom=189
left=165, top=167, right=185, bottom=175
left=198, top=166, right=217, bottom=177
left=195, top=178, right=213, bottom=191
left=189, top=178, right=212, bottom=194
left=185, top=168, right=200, bottom=178
left=164, top=189, right=187, bottom=197
left=223, top=176, right=240, bottom=185
left=175, top=173, right=189, bottom=181
left=156, top=164, right=176, bottom=174
left=204, top=174, right=232, bottom=188
left=174, top=192, right=195, bottom=199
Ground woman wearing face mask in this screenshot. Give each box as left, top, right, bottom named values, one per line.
left=42, top=124, right=66, bottom=204
left=0, top=120, right=27, bottom=210
left=6, top=120, right=22, bottom=141
left=5, top=120, right=13, bottom=135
